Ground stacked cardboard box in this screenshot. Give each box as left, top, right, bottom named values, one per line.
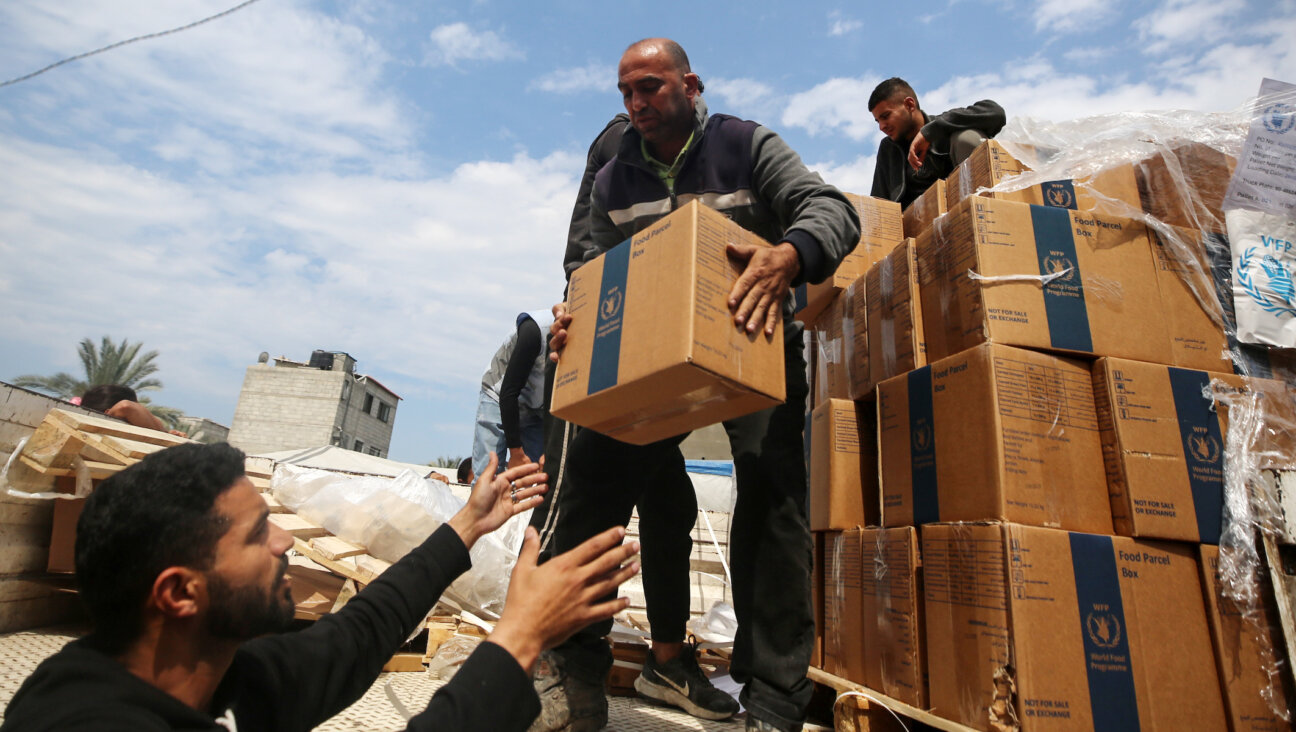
left=902, top=179, right=945, bottom=239
left=945, top=139, right=1142, bottom=214
left=795, top=194, right=903, bottom=324
left=803, top=136, right=1292, bottom=732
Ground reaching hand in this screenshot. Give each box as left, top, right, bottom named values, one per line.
left=489, top=526, right=640, bottom=672
left=726, top=241, right=800, bottom=336
left=908, top=130, right=930, bottom=170
left=447, top=453, right=546, bottom=549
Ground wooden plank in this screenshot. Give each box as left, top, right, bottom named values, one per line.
left=18, top=456, right=123, bottom=480
left=261, top=493, right=289, bottom=513
left=311, top=535, right=367, bottom=560
left=269, top=514, right=328, bottom=539
left=18, top=418, right=87, bottom=469
left=46, top=408, right=187, bottom=448
left=94, top=434, right=168, bottom=460
left=354, top=554, right=392, bottom=584
left=244, top=456, right=275, bottom=479
left=292, top=538, right=367, bottom=584
left=383, top=653, right=428, bottom=672
left=807, top=666, right=976, bottom=732
left=248, top=475, right=271, bottom=491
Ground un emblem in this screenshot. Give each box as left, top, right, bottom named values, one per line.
left=1262, top=103, right=1296, bottom=135
left=911, top=419, right=932, bottom=452
left=601, top=290, right=623, bottom=320
left=1187, top=431, right=1221, bottom=464
left=1086, top=611, right=1122, bottom=649
left=1044, top=182, right=1075, bottom=208
left=1042, top=255, right=1076, bottom=282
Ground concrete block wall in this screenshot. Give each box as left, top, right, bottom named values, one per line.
left=228, top=365, right=346, bottom=454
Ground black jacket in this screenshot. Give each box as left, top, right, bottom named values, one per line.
left=870, top=99, right=1006, bottom=207
left=0, top=525, right=540, bottom=731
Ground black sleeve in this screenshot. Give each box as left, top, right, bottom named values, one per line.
left=920, top=100, right=1006, bottom=147
left=230, top=525, right=475, bottom=730
left=499, top=318, right=542, bottom=449
left=564, top=116, right=629, bottom=284
left=406, top=641, right=541, bottom=731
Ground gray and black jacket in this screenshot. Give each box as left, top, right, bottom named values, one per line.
left=584, top=101, right=861, bottom=316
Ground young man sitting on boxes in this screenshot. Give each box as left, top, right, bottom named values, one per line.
left=868, top=77, right=1006, bottom=207
left=538, top=38, right=860, bottom=732
left=1, top=443, right=641, bottom=731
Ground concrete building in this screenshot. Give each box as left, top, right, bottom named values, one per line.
left=175, top=416, right=230, bottom=444
left=228, top=351, right=401, bottom=457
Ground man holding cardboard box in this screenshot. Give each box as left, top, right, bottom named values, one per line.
left=868, top=77, right=1005, bottom=207
left=537, top=38, right=859, bottom=732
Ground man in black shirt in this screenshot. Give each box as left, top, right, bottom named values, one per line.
left=1, top=442, right=639, bottom=731
left=868, top=77, right=1006, bottom=207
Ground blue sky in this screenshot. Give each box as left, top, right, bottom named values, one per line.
left=1, top=0, right=1292, bottom=464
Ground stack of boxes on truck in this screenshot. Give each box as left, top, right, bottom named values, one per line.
left=803, top=139, right=1296, bottom=731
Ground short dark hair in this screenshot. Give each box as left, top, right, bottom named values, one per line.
left=80, top=384, right=138, bottom=413
left=868, top=77, right=919, bottom=112
left=457, top=457, right=473, bottom=484
left=76, top=443, right=246, bottom=653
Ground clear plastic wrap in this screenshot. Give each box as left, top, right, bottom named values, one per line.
left=272, top=464, right=530, bottom=615
left=1212, top=376, right=1296, bottom=722
left=425, top=634, right=481, bottom=681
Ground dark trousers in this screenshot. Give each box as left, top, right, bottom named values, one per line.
left=536, top=324, right=814, bottom=731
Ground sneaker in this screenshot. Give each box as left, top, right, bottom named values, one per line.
left=528, top=650, right=609, bottom=732
left=634, top=643, right=740, bottom=721
left=744, top=715, right=785, bottom=731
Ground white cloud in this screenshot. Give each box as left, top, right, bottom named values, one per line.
left=780, top=76, right=881, bottom=141
left=529, top=62, right=612, bottom=94
left=1033, top=0, right=1118, bottom=32
left=828, top=12, right=862, bottom=37
left=708, top=77, right=780, bottom=119
left=424, top=22, right=522, bottom=67
left=1135, top=0, right=1248, bottom=55
left=808, top=155, right=876, bottom=197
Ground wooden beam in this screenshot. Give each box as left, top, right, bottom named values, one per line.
left=806, top=666, right=977, bottom=732
left=311, top=535, right=367, bottom=560
left=269, top=514, right=329, bottom=539
left=46, top=408, right=187, bottom=448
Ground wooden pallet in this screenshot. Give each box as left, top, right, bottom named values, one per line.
left=807, top=666, right=977, bottom=732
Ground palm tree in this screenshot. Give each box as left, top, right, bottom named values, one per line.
left=15, top=336, right=163, bottom=398
left=14, top=336, right=181, bottom=426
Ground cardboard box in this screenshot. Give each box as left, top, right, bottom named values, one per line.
left=866, top=240, right=926, bottom=394
left=923, top=523, right=1227, bottom=732
left=1198, top=545, right=1294, bottom=732
left=47, top=496, right=86, bottom=574
left=809, top=398, right=878, bottom=530
left=878, top=343, right=1112, bottom=533
left=810, top=291, right=848, bottom=408
left=902, top=179, right=946, bottom=239
left=917, top=196, right=1172, bottom=365
left=1092, top=358, right=1247, bottom=543
left=795, top=193, right=902, bottom=324
left=1152, top=225, right=1233, bottom=373
left=1136, top=141, right=1238, bottom=233
left=945, top=139, right=1143, bottom=214
left=860, top=526, right=926, bottom=708
left=552, top=201, right=785, bottom=445
left=823, top=527, right=866, bottom=684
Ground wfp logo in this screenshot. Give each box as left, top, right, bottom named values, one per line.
left=911, top=418, right=933, bottom=452
left=1262, top=103, right=1296, bottom=135
left=1042, top=181, right=1076, bottom=209
left=600, top=289, right=624, bottom=321
left=1042, top=255, right=1077, bottom=282
left=1237, top=247, right=1296, bottom=318
left=1186, top=429, right=1221, bottom=465
left=1086, top=611, right=1122, bottom=649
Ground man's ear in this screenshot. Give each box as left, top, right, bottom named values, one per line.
left=151, top=567, right=205, bottom=619
left=684, top=72, right=700, bottom=99
left=903, top=96, right=918, bottom=112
